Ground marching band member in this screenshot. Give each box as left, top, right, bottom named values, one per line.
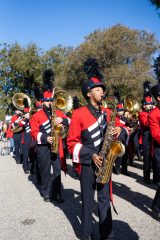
left=148, top=83, right=160, bottom=221
left=67, top=58, right=122, bottom=240
left=6, top=120, right=14, bottom=156
left=30, top=69, right=70, bottom=203
left=18, top=98, right=32, bottom=174
left=138, top=96, right=154, bottom=183
left=114, top=101, right=129, bottom=175
left=10, top=109, right=23, bottom=164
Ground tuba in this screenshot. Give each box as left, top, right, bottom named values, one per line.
left=12, top=93, right=31, bottom=111
left=54, top=90, right=73, bottom=113
left=11, top=93, right=31, bottom=133
left=123, top=95, right=141, bottom=133
left=51, top=90, right=73, bottom=153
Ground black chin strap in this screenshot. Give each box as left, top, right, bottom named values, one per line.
left=87, top=103, right=101, bottom=119
left=43, top=106, right=51, bottom=120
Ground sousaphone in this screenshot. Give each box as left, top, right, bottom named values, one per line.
left=12, top=93, right=31, bottom=111
left=11, top=93, right=31, bottom=133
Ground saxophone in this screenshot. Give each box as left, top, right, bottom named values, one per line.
left=95, top=101, right=125, bottom=184
left=51, top=101, right=62, bottom=154
left=50, top=89, right=73, bottom=153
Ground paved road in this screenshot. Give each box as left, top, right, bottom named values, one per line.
left=0, top=141, right=160, bottom=240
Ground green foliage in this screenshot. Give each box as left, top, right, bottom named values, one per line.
left=149, top=0, right=160, bottom=15
left=153, top=54, right=160, bottom=81
left=149, top=0, right=160, bottom=9
left=63, top=25, right=159, bottom=97
left=0, top=24, right=159, bottom=118
left=0, top=43, right=71, bottom=115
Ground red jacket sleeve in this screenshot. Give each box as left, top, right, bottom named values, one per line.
left=6, top=122, right=13, bottom=138
left=30, top=113, right=49, bottom=144
left=148, top=108, right=160, bottom=144
left=67, top=110, right=83, bottom=161
left=67, top=110, right=96, bottom=165
left=138, top=111, right=149, bottom=129
left=56, top=109, right=71, bottom=126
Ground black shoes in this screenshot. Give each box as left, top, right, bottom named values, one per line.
left=152, top=208, right=160, bottom=222
left=52, top=195, right=64, bottom=203
left=82, top=236, right=92, bottom=240
left=44, top=195, right=64, bottom=203
left=43, top=196, right=51, bottom=202
left=24, top=170, right=30, bottom=174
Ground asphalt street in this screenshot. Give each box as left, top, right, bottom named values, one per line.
left=0, top=141, right=160, bottom=240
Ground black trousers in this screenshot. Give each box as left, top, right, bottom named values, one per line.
left=142, top=131, right=152, bottom=180
left=37, top=145, right=61, bottom=198
left=22, top=134, right=32, bottom=171
left=152, top=186, right=160, bottom=216
left=80, top=164, right=113, bottom=239
left=114, top=128, right=128, bottom=173
left=153, top=145, right=160, bottom=183
left=13, top=132, right=22, bottom=162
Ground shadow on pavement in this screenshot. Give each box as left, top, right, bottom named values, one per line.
left=27, top=170, right=139, bottom=239
left=51, top=185, right=139, bottom=240
left=131, top=161, right=143, bottom=170
left=28, top=174, right=41, bottom=195
left=113, top=181, right=153, bottom=216
left=126, top=170, right=157, bottom=190
left=113, top=220, right=139, bottom=240
left=51, top=186, right=99, bottom=239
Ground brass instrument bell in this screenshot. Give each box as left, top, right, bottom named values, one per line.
left=12, top=93, right=31, bottom=110
left=54, top=90, right=73, bottom=113
left=124, top=95, right=141, bottom=121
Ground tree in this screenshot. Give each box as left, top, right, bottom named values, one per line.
left=149, top=0, right=160, bottom=15
left=153, top=54, right=160, bottom=82
left=0, top=43, right=73, bottom=119
left=149, top=0, right=160, bottom=9
left=0, top=43, right=44, bottom=116
left=63, top=25, right=160, bottom=98
left=42, top=45, right=73, bottom=87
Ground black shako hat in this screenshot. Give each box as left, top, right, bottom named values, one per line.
left=82, top=57, right=105, bottom=100
left=151, top=83, right=160, bottom=100
left=81, top=77, right=105, bottom=100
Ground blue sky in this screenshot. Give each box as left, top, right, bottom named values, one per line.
left=0, top=0, right=160, bottom=51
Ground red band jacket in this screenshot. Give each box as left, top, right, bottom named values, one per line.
left=148, top=106, right=160, bottom=145
left=115, top=115, right=130, bottom=137
left=6, top=122, right=13, bottom=138
left=19, top=118, right=31, bottom=135
left=30, top=109, right=70, bottom=144
left=30, top=108, right=70, bottom=172
left=138, top=110, right=150, bottom=132
left=18, top=117, right=32, bottom=144
left=10, top=115, right=22, bottom=131
left=67, top=106, right=111, bottom=166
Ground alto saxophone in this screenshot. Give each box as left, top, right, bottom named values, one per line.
left=51, top=101, right=62, bottom=154
left=96, top=101, right=125, bottom=184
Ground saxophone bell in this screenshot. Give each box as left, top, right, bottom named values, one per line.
left=96, top=140, right=125, bottom=184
